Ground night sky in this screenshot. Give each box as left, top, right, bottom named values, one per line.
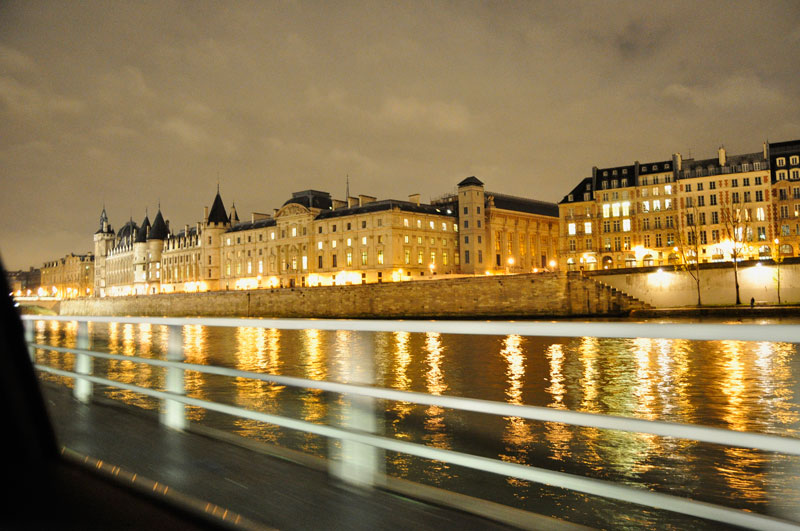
left=2, top=1, right=799, bottom=270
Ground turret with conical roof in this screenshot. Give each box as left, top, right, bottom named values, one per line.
left=93, top=205, right=116, bottom=297
left=202, top=188, right=231, bottom=290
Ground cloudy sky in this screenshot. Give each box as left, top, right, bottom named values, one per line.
left=2, top=1, right=800, bottom=270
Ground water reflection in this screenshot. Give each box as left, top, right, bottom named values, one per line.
left=499, top=334, right=534, bottom=489
left=423, top=332, right=452, bottom=482
left=232, top=327, right=283, bottom=441
left=32, top=318, right=800, bottom=529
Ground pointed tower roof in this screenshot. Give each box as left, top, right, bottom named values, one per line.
left=207, top=191, right=228, bottom=224
left=148, top=209, right=169, bottom=240
left=95, top=206, right=114, bottom=234
left=229, top=202, right=240, bottom=224
left=135, top=214, right=151, bottom=243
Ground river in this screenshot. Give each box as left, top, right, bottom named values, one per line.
left=33, top=318, right=800, bottom=529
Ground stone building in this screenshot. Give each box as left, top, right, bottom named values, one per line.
left=41, top=253, right=94, bottom=298
left=92, top=177, right=559, bottom=296
left=558, top=140, right=799, bottom=270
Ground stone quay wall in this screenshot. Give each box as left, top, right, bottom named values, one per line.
left=60, top=273, right=647, bottom=319
left=588, top=258, right=800, bottom=308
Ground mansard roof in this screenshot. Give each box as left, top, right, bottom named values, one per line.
left=227, top=217, right=277, bottom=233
left=488, top=192, right=559, bottom=217
left=148, top=210, right=169, bottom=240
left=135, top=215, right=151, bottom=243
left=315, top=199, right=456, bottom=220
left=283, top=190, right=334, bottom=211
left=207, top=192, right=229, bottom=224
left=559, top=177, right=593, bottom=204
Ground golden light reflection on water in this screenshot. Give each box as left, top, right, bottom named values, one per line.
left=716, top=340, right=768, bottom=504
left=232, top=327, right=284, bottom=441
left=183, top=325, right=208, bottom=421
left=423, top=332, right=452, bottom=481
left=106, top=323, right=157, bottom=409
left=299, top=329, right=328, bottom=453
left=544, top=344, right=571, bottom=461
left=389, top=331, right=414, bottom=475
left=33, top=318, right=800, bottom=520
left=498, top=335, right=534, bottom=489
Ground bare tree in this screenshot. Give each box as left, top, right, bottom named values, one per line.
left=719, top=192, right=751, bottom=305
left=773, top=237, right=785, bottom=304
left=674, top=203, right=703, bottom=306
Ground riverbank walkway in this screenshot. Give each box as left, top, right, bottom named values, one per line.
left=42, top=384, right=576, bottom=531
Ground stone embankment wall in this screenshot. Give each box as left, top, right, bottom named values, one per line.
left=589, top=259, right=800, bottom=307
left=61, top=273, right=647, bottom=319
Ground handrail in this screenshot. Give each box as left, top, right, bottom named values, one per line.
left=31, top=342, right=800, bottom=456
left=24, top=316, right=800, bottom=530
left=34, top=362, right=800, bottom=531
left=20, top=314, right=800, bottom=343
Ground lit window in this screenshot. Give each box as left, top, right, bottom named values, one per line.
left=361, top=236, right=367, bottom=245
left=584, top=222, right=592, bottom=234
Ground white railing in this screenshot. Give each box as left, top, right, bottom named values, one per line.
left=23, top=315, right=800, bottom=530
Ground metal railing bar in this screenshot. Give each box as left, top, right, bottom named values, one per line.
left=34, top=365, right=800, bottom=531
left=31, top=343, right=800, bottom=456
left=21, top=315, right=800, bottom=343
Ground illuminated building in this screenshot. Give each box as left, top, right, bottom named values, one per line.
left=559, top=140, right=800, bottom=270
left=91, top=178, right=558, bottom=295
left=769, top=139, right=800, bottom=259
left=41, top=253, right=94, bottom=298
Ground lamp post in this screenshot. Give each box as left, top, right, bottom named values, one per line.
left=774, top=238, right=782, bottom=304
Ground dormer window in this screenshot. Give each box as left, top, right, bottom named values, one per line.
left=777, top=157, right=786, bottom=167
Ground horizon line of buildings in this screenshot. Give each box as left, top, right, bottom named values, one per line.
left=10, top=138, right=800, bottom=298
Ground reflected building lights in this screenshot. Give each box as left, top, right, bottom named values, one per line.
left=499, top=334, right=534, bottom=489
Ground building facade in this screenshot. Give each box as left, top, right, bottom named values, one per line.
left=558, top=140, right=800, bottom=270
left=41, top=253, right=94, bottom=298
left=92, top=178, right=559, bottom=296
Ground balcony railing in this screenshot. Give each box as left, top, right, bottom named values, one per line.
left=23, top=315, right=800, bottom=530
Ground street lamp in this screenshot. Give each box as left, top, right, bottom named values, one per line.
left=774, top=237, right=782, bottom=304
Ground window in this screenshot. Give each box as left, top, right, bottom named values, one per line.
left=568, top=223, right=576, bottom=235
left=463, top=207, right=468, bottom=214
left=685, top=184, right=692, bottom=192
left=710, top=194, right=717, bottom=206
left=777, top=157, right=786, bottom=167
left=791, top=156, right=799, bottom=165
left=378, top=250, right=384, bottom=265
left=584, top=222, right=592, bottom=234
left=756, top=190, right=764, bottom=202
left=697, top=183, right=704, bottom=191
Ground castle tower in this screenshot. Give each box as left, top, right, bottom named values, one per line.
left=133, top=213, right=151, bottom=294
left=456, top=176, right=486, bottom=274
left=93, top=207, right=115, bottom=297
left=202, top=189, right=230, bottom=290
left=146, top=208, right=169, bottom=294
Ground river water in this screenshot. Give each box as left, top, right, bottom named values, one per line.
left=33, top=318, right=800, bottom=529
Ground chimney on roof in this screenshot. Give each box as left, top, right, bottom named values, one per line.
left=204, top=206, right=209, bottom=222
left=673, top=153, right=682, bottom=172
left=718, top=146, right=726, bottom=166
left=332, top=199, right=347, bottom=209
left=358, top=194, right=376, bottom=206
left=408, top=193, right=420, bottom=206
left=763, top=141, right=769, bottom=159
left=348, top=196, right=359, bottom=207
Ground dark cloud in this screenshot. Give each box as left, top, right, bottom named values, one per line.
left=1, top=0, right=800, bottom=269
